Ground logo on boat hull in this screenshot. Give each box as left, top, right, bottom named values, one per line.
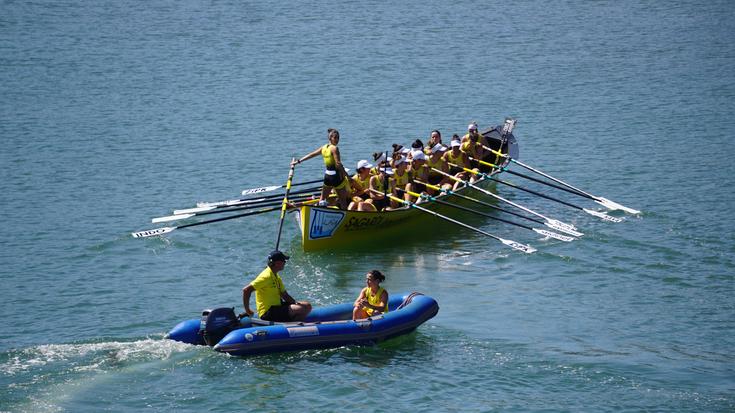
left=309, top=209, right=345, bottom=239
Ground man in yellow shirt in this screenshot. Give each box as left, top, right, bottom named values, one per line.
left=241, top=251, right=312, bottom=322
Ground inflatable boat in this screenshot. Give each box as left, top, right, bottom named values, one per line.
left=166, top=292, right=438, bottom=356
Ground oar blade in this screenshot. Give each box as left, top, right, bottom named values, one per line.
left=131, top=227, right=175, bottom=238
left=532, top=228, right=575, bottom=242
left=500, top=238, right=537, bottom=254
left=583, top=208, right=623, bottom=223
left=545, top=220, right=584, bottom=237
left=174, top=206, right=216, bottom=215
left=241, top=185, right=281, bottom=196
left=595, top=197, right=641, bottom=214
left=151, top=213, right=194, bottom=224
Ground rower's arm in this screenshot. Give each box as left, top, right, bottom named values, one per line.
left=295, top=147, right=322, bottom=164
left=242, top=284, right=255, bottom=316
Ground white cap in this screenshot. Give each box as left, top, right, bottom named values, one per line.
left=400, top=147, right=411, bottom=154
left=468, top=122, right=478, bottom=131
left=356, top=160, right=373, bottom=170
left=431, top=143, right=447, bottom=154
left=412, top=151, right=427, bottom=161
left=394, top=156, right=408, bottom=166
left=380, top=167, right=394, bottom=175
left=450, top=140, right=461, bottom=147
left=374, top=153, right=387, bottom=164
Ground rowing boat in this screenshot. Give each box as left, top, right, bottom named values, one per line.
left=294, top=124, right=520, bottom=251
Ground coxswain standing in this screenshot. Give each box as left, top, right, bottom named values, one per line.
left=293, top=128, right=350, bottom=209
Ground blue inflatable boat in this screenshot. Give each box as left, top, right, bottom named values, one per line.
left=167, top=292, right=438, bottom=356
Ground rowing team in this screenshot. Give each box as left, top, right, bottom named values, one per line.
left=292, top=122, right=503, bottom=211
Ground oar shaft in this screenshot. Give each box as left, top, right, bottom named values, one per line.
left=405, top=189, right=533, bottom=231
left=490, top=177, right=583, bottom=210
left=275, top=159, right=297, bottom=250
left=162, top=192, right=317, bottom=222
left=437, top=166, right=551, bottom=222
left=415, top=179, right=544, bottom=225
left=374, top=189, right=536, bottom=253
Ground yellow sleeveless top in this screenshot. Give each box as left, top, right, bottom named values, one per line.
left=352, top=173, right=370, bottom=192
left=444, top=149, right=465, bottom=166
left=461, top=140, right=481, bottom=158
left=364, top=286, right=388, bottom=316
left=426, top=155, right=444, bottom=171
left=393, top=170, right=412, bottom=188
left=321, top=144, right=336, bottom=169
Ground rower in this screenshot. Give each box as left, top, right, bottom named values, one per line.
left=390, top=156, right=412, bottom=208
left=425, top=143, right=451, bottom=195
left=348, top=160, right=377, bottom=212
left=406, top=151, right=429, bottom=203
left=460, top=122, right=487, bottom=168
left=443, top=138, right=476, bottom=190
left=369, top=165, right=395, bottom=211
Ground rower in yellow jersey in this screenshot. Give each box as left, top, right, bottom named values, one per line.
left=443, top=138, right=476, bottom=190
left=348, top=160, right=377, bottom=212
left=390, top=156, right=412, bottom=208
left=293, top=128, right=350, bottom=209
left=425, top=143, right=451, bottom=195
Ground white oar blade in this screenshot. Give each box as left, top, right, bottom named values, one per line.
left=595, top=197, right=641, bottom=214
left=195, top=197, right=268, bottom=210
left=151, top=213, right=194, bottom=224
left=131, top=227, right=175, bottom=238
left=501, top=238, right=537, bottom=253
left=174, top=206, right=215, bottom=215
left=545, top=220, right=584, bottom=237
left=241, top=185, right=281, bottom=196
left=583, top=208, right=623, bottom=223
left=533, top=228, right=575, bottom=242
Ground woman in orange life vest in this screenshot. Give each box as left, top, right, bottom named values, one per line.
left=348, top=160, right=377, bottom=212
left=352, top=270, right=389, bottom=320
left=443, top=137, right=477, bottom=190
left=293, top=128, right=350, bottom=209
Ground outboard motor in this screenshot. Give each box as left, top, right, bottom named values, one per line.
left=200, top=307, right=240, bottom=346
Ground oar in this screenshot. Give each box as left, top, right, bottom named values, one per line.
left=436, top=166, right=583, bottom=237
left=132, top=206, right=282, bottom=238
left=372, top=189, right=536, bottom=253
left=414, top=180, right=574, bottom=241
left=152, top=192, right=317, bottom=223
left=488, top=176, right=622, bottom=223
left=241, top=178, right=322, bottom=196
left=481, top=145, right=640, bottom=214
left=405, top=188, right=574, bottom=242
left=464, top=159, right=622, bottom=223
left=177, top=186, right=321, bottom=215
left=275, top=159, right=297, bottom=251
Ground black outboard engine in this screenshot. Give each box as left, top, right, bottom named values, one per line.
left=199, top=307, right=240, bottom=346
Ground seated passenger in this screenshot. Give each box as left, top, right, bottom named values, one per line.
left=352, top=270, right=389, bottom=320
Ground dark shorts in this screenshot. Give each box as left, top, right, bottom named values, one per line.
left=323, top=172, right=342, bottom=187
left=373, top=198, right=390, bottom=211
left=261, top=304, right=293, bottom=322
left=413, top=182, right=427, bottom=193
